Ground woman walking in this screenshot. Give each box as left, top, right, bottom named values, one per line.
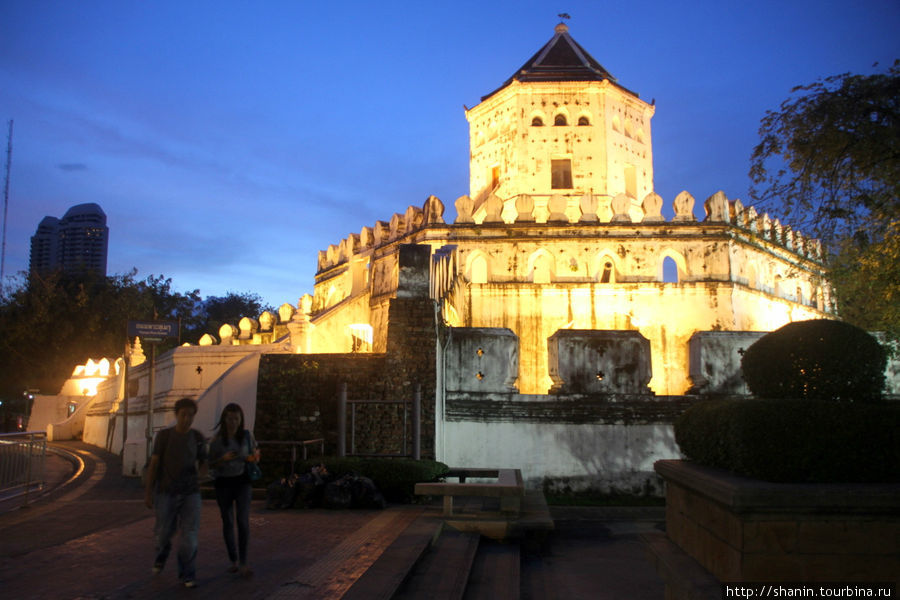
left=208, top=403, right=260, bottom=577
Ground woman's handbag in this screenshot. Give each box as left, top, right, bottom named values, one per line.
left=247, top=461, right=262, bottom=482
left=245, top=434, right=262, bottom=481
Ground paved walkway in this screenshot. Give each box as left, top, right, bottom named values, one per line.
left=0, top=441, right=666, bottom=599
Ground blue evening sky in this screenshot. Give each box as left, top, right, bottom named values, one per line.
left=1, top=1, right=897, bottom=308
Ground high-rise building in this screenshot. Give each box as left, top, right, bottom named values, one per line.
left=28, top=216, right=60, bottom=277
left=29, top=203, right=108, bottom=277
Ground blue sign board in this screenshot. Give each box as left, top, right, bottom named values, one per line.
left=127, top=320, right=179, bottom=343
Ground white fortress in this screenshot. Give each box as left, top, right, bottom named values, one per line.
left=307, top=23, right=831, bottom=396
left=35, top=24, right=891, bottom=492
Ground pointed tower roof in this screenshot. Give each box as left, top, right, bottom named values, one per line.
left=482, top=23, right=633, bottom=100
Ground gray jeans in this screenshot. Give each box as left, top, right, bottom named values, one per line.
left=154, top=491, right=201, bottom=580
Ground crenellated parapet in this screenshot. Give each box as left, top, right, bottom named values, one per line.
left=316, top=195, right=446, bottom=273
left=191, top=298, right=312, bottom=348
left=449, top=189, right=823, bottom=261
left=316, top=188, right=821, bottom=278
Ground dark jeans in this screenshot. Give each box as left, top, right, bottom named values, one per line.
left=154, top=491, right=201, bottom=580
left=214, top=476, right=252, bottom=565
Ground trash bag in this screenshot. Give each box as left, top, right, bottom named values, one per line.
left=265, top=473, right=300, bottom=510
left=349, top=475, right=387, bottom=509
left=323, top=475, right=354, bottom=509
left=294, top=472, right=328, bottom=508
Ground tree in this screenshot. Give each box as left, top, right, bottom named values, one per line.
left=186, top=292, right=274, bottom=342
left=0, top=270, right=198, bottom=401
left=749, top=61, right=900, bottom=337
left=0, top=269, right=277, bottom=431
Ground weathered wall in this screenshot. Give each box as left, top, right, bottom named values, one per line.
left=442, top=393, right=695, bottom=493
left=456, top=280, right=825, bottom=395
left=688, top=331, right=766, bottom=394
left=310, top=191, right=831, bottom=398
left=548, top=329, right=652, bottom=394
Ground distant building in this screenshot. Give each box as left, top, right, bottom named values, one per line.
left=29, top=203, right=108, bottom=277
left=28, top=216, right=61, bottom=277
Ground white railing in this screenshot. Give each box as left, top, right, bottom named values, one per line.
left=0, top=431, right=47, bottom=506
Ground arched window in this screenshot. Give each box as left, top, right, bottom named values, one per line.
left=532, top=116, right=544, bottom=126
left=599, top=260, right=614, bottom=283
left=554, top=114, right=568, bottom=126
left=662, top=257, right=679, bottom=283
left=658, top=251, right=688, bottom=283
left=577, top=115, right=590, bottom=126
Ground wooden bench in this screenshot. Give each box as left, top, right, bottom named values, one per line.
left=414, top=468, right=525, bottom=517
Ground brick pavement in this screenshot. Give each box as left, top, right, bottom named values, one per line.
left=0, top=441, right=668, bottom=600
left=0, top=442, right=422, bottom=599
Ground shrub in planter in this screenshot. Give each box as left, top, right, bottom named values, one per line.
left=741, top=319, right=886, bottom=402
left=675, top=398, right=900, bottom=482
left=294, top=456, right=449, bottom=502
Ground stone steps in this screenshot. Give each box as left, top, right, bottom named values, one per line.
left=393, top=528, right=480, bottom=599
left=461, top=538, right=521, bottom=600
left=344, top=491, right=552, bottom=599
left=342, top=514, right=444, bottom=600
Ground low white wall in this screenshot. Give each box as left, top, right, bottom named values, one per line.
left=116, top=348, right=269, bottom=477
left=440, top=420, right=681, bottom=495
left=194, top=352, right=262, bottom=434
left=26, top=394, right=72, bottom=433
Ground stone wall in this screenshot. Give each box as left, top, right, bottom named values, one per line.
left=255, top=294, right=438, bottom=468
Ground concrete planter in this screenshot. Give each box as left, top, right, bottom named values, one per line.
left=654, top=459, right=900, bottom=584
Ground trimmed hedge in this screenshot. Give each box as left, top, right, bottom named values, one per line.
left=741, top=319, right=887, bottom=402
left=674, top=398, right=900, bottom=483
left=292, top=456, right=449, bottom=502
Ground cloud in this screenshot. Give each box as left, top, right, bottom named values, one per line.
left=57, top=163, right=88, bottom=172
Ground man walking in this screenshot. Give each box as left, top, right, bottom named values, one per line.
left=144, top=397, right=208, bottom=588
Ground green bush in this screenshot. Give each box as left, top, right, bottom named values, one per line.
left=293, top=456, right=449, bottom=502
left=741, top=319, right=887, bottom=402
left=675, top=398, right=900, bottom=482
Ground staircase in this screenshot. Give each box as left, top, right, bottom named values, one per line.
left=342, top=490, right=553, bottom=600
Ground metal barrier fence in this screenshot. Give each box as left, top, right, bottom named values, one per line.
left=0, top=431, right=47, bottom=506
left=337, top=383, right=422, bottom=459
left=257, top=438, right=326, bottom=476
